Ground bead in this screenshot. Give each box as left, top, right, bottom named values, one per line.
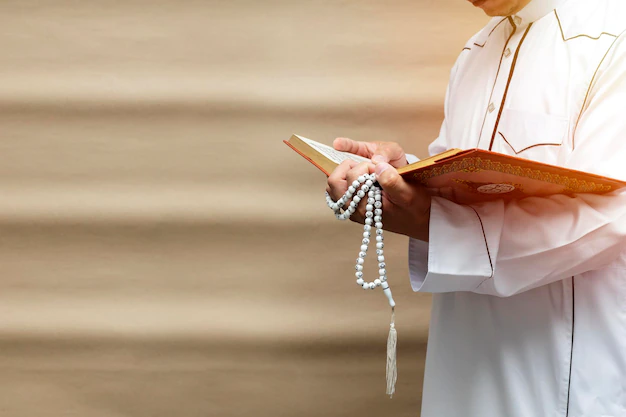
left=379, top=268, right=386, bottom=276
left=376, top=242, right=384, bottom=249
left=376, top=236, right=383, bottom=242
left=369, top=173, right=376, bottom=180
left=353, top=196, right=361, bottom=203
left=365, top=179, right=373, bottom=187
left=363, top=232, right=370, bottom=238
left=362, top=282, right=369, bottom=289
left=376, top=249, right=383, bottom=256
left=374, top=201, right=382, bottom=208
left=355, top=264, right=363, bottom=271
left=374, top=215, right=382, bottom=222
left=362, top=238, right=370, bottom=245
left=366, top=204, right=373, bottom=211
left=375, top=222, right=383, bottom=229
left=350, top=201, right=357, bottom=208
left=364, top=225, right=371, bottom=231
left=352, top=180, right=360, bottom=188
left=381, top=276, right=387, bottom=281
left=361, top=185, right=369, bottom=193
left=358, top=175, right=366, bottom=183
left=374, top=279, right=381, bottom=287
left=378, top=262, right=386, bottom=269
left=356, top=258, right=364, bottom=265
left=369, top=282, right=376, bottom=290
left=368, top=191, right=375, bottom=198
left=360, top=245, right=368, bottom=252
left=348, top=186, right=356, bottom=194
left=358, top=251, right=367, bottom=258
left=375, top=194, right=382, bottom=201
left=332, top=203, right=338, bottom=211
left=357, top=190, right=365, bottom=198
left=365, top=218, right=373, bottom=225
left=378, top=255, right=385, bottom=262
left=356, top=271, right=363, bottom=278
left=367, top=198, right=375, bottom=204
left=376, top=229, right=383, bottom=235
left=365, top=212, right=373, bottom=218
left=374, top=209, right=382, bottom=215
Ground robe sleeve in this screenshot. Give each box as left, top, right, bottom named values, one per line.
left=410, top=35, right=626, bottom=297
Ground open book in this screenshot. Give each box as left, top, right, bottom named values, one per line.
left=284, top=134, right=626, bottom=204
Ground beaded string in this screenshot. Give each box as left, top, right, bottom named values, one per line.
left=325, top=172, right=398, bottom=397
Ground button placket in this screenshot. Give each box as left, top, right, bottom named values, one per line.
left=477, top=25, right=523, bottom=149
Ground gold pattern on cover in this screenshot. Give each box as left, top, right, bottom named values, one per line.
left=414, top=157, right=612, bottom=193
left=453, top=179, right=524, bottom=195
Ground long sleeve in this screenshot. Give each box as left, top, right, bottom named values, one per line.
left=410, top=34, right=626, bottom=297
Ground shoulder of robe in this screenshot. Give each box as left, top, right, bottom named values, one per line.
left=462, top=17, right=509, bottom=51
left=556, top=0, right=626, bottom=42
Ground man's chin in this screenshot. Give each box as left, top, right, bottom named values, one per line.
left=468, top=0, right=511, bottom=16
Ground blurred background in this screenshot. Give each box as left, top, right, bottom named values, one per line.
left=0, top=1, right=485, bottom=416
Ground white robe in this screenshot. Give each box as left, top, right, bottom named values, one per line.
left=409, top=1, right=626, bottom=416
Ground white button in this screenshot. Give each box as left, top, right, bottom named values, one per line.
left=504, top=48, right=511, bottom=57
left=513, top=16, right=522, bottom=26
left=488, top=103, right=495, bottom=113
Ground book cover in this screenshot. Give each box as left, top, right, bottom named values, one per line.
left=285, top=134, right=626, bottom=204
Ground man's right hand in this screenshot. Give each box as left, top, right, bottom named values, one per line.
left=333, top=137, right=408, bottom=168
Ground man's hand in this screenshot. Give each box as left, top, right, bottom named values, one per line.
left=333, top=137, right=408, bottom=168
left=326, top=139, right=431, bottom=242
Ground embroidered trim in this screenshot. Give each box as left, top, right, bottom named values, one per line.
left=573, top=29, right=626, bottom=149
left=488, top=23, right=534, bottom=151
left=498, top=132, right=562, bottom=154
left=469, top=206, right=493, bottom=281
left=412, top=156, right=613, bottom=193
left=565, top=277, right=575, bottom=416
left=554, top=10, right=617, bottom=42
left=473, top=17, right=508, bottom=48
left=476, top=19, right=519, bottom=148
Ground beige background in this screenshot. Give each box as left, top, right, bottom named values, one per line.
left=0, top=1, right=486, bottom=416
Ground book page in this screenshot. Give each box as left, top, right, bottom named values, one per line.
left=299, top=136, right=370, bottom=165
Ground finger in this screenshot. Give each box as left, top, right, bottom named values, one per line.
left=371, top=142, right=406, bottom=168
left=327, top=160, right=358, bottom=200
left=374, top=162, right=415, bottom=207
left=333, top=137, right=371, bottom=158
left=345, top=162, right=374, bottom=189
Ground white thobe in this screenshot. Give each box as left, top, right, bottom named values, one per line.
left=409, top=0, right=626, bottom=416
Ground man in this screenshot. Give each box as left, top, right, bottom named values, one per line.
left=326, top=0, right=626, bottom=416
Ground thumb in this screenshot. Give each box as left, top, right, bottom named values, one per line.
left=375, top=162, right=413, bottom=206
left=371, top=143, right=406, bottom=168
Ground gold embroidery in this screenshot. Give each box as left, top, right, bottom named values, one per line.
left=413, top=157, right=612, bottom=193
left=453, top=179, right=524, bottom=195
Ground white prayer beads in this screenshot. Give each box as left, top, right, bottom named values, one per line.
left=325, top=173, right=395, bottom=307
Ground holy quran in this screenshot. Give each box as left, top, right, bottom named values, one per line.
left=284, top=134, right=626, bottom=204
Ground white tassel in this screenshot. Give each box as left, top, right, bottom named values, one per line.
left=386, top=307, right=398, bottom=398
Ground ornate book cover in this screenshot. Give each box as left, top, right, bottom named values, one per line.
left=284, top=134, right=626, bottom=204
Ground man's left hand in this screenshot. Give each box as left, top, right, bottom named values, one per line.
left=326, top=160, right=431, bottom=242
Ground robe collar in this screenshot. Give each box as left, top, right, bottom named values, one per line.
left=513, top=0, right=569, bottom=25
